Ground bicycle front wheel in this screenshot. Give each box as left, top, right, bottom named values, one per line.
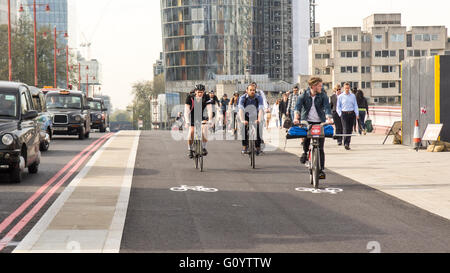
left=200, top=155, right=204, bottom=172
left=312, top=147, right=320, bottom=189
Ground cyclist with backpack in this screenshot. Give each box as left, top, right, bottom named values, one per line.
left=239, top=84, right=264, bottom=155
left=184, top=84, right=214, bottom=159
left=293, top=77, right=333, bottom=180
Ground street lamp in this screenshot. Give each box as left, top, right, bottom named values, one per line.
left=19, top=1, right=51, bottom=87
left=7, top=0, right=12, bottom=81
left=52, top=27, right=68, bottom=88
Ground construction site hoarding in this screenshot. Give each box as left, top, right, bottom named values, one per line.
left=402, top=55, right=450, bottom=146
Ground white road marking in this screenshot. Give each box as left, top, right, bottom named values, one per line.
left=295, top=187, right=344, bottom=195
left=103, top=131, right=141, bottom=253
left=170, top=185, right=219, bottom=193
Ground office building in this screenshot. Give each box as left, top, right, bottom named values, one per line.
left=160, top=0, right=310, bottom=93
left=0, top=0, right=17, bottom=25
left=18, top=0, right=68, bottom=46
left=309, top=13, right=450, bottom=104
left=153, top=52, right=164, bottom=77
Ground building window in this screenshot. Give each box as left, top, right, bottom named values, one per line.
left=375, top=50, right=396, bottom=58
left=374, top=34, right=383, bottom=43
left=390, top=34, right=405, bottom=42
left=341, top=66, right=359, bottom=73
left=340, top=51, right=359, bottom=58
left=431, top=49, right=440, bottom=56
left=342, top=35, right=358, bottom=42
left=407, top=50, right=428, bottom=57
left=432, top=34, right=439, bottom=41
left=373, top=81, right=397, bottom=89
left=375, top=66, right=397, bottom=73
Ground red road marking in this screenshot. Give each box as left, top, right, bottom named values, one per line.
left=0, top=133, right=114, bottom=251
left=0, top=133, right=112, bottom=235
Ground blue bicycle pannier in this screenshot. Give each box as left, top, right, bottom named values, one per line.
left=324, top=125, right=334, bottom=137
left=288, top=126, right=308, bottom=138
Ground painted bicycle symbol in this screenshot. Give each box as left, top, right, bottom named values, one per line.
left=170, top=185, right=219, bottom=193
left=295, top=187, right=344, bottom=195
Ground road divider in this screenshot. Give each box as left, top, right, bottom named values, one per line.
left=0, top=133, right=114, bottom=251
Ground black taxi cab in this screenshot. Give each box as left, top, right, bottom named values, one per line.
left=45, top=90, right=91, bottom=140
left=0, top=81, right=41, bottom=183
left=87, top=97, right=109, bottom=133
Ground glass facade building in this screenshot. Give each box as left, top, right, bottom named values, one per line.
left=18, top=0, right=68, bottom=46
left=161, top=0, right=266, bottom=83
left=0, top=0, right=17, bottom=25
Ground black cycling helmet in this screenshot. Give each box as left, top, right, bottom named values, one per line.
left=194, top=84, right=206, bottom=91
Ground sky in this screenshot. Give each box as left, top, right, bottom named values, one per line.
left=72, top=0, right=450, bottom=111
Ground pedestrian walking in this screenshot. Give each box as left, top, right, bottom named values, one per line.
left=220, top=94, right=230, bottom=130
left=330, top=84, right=343, bottom=145
left=287, top=86, right=300, bottom=121
left=229, top=92, right=240, bottom=134
left=337, top=82, right=359, bottom=150
left=272, top=99, right=281, bottom=128
left=351, top=87, right=358, bottom=133
left=279, top=93, right=289, bottom=127
left=356, top=90, right=370, bottom=135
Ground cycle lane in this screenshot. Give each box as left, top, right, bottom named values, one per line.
left=120, top=131, right=450, bottom=253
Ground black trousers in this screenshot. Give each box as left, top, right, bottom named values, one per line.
left=341, top=112, right=356, bottom=146
left=303, top=122, right=325, bottom=171
left=243, top=123, right=262, bottom=148
left=332, top=111, right=343, bottom=144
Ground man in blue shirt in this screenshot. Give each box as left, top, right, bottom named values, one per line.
left=336, top=82, right=360, bottom=150
left=239, top=84, right=264, bottom=155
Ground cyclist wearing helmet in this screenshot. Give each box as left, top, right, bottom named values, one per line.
left=294, top=77, right=333, bottom=179
left=185, top=84, right=214, bottom=158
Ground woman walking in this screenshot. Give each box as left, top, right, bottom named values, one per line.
left=356, top=90, right=369, bottom=135
left=272, top=99, right=281, bottom=129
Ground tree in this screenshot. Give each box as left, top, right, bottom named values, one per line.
left=153, top=73, right=165, bottom=95
left=0, top=18, right=77, bottom=87
left=130, top=75, right=166, bottom=130
left=110, top=110, right=131, bottom=122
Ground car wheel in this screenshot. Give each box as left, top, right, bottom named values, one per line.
left=10, top=156, right=25, bottom=184
left=48, top=128, right=53, bottom=140
left=100, top=125, right=106, bottom=133
left=39, top=140, right=49, bottom=152
left=28, top=161, right=39, bottom=174
left=79, top=127, right=86, bottom=140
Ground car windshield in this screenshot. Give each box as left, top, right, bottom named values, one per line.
left=89, top=101, right=102, bottom=111
left=0, top=92, right=18, bottom=118
left=46, top=94, right=82, bottom=110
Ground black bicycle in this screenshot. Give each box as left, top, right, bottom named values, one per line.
left=247, top=122, right=257, bottom=169
left=193, top=121, right=205, bottom=172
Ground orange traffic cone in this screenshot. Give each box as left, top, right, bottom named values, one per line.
left=413, top=120, right=421, bottom=152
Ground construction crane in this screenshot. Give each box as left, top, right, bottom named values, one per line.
left=310, top=0, right=317, bottom=38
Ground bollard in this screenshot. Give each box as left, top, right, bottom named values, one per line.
left=413, top=120, right=421, bottom=152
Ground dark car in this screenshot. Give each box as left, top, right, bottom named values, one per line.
left=88, top=97, right=109, bottom=133
left=0, top=81, right=41, bottom=183
left=45, top=90, right=91, bottom=140
left=30, top=87, right=53, bottom=151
